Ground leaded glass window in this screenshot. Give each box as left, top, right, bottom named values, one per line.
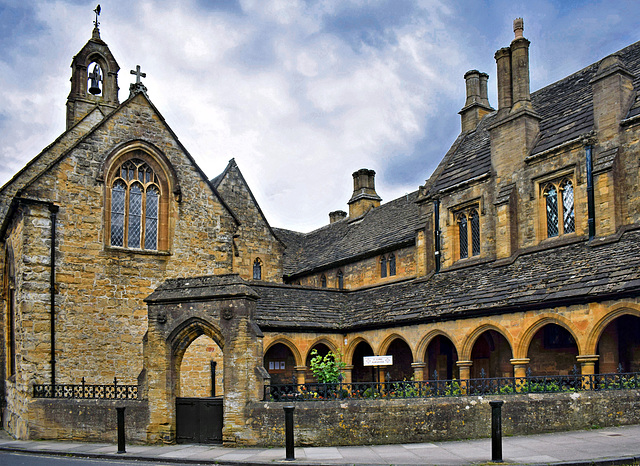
left=380, top=256, right=387, bottom=278
left=470, top=209, right=480, bottom=256
left=561, top=179, right=575, bottom=234
left=458, top=213, right=468, bottom=259
left=388, top=253, right=396, bottom=276
left=545, top=184, right=559, bottom=238
left=109, top=158, right=161, bottom=250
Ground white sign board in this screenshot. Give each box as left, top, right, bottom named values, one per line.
left=363, top=355, right=393, bottom=366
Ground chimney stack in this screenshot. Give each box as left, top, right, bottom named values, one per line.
left=510, top=18, right=532, bottom=112
left=348, top=169, right=382, bottom=218
left=459, top=70, right=494, bottom=132
left=329, top=210, right=347, bottom=224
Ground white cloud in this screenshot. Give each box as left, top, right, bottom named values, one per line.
left=1, top=0, right=640, bottom=232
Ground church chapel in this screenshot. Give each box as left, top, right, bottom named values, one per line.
left=2, top=16, right=640, bottom=445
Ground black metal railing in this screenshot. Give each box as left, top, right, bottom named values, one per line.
left=265, top=367, right=640, bottom=402
left=33, top=377, right=138, bottom=400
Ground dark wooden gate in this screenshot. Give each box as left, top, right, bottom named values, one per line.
left=176, top=397, right=223, bottom=444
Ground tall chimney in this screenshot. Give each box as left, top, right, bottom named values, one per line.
left=495, top=47, right=512, bottom=114
left=459, top=70, right=494, bottom=132
left=510, top=18, right=532, bottom=112
left=348, top=169, right=382, bottom=218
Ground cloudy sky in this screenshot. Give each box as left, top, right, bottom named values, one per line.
left=1, top=1, right=638, bottom=232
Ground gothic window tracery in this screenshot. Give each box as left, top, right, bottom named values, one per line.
left=109, top=158, right=162, bottom=251
left=457, top=207, right=480, bottom=260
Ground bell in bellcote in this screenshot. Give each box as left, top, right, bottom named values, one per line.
left=88, top=63, right=102, bottom=95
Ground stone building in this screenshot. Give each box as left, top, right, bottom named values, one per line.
left=1, top=18, right=640, bottom=445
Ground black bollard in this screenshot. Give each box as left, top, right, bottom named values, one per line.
left=284, top=405, right=295, bottom=461
left=116, top=406, right=126, bottom=454
left=489, top=400, right=504, bottom=462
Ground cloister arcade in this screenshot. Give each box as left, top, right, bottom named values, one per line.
left=262, top=303, right=640, bottom=384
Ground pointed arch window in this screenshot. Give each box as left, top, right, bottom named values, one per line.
left=109, top=158, right=162, bottom=250
left=380, top=256, right=387, bottom=278
left=380, top=253, right=397, bottom=278
left=543, top=178, right=575, bottom=238
left=321, top=274, right=327, bottom=288
left=456, top=206, right=480, bottom=260
left=337, top=270, right=344, bottom=290
left=253, top=258, right=263, bottom=280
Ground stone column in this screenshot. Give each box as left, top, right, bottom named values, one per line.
left=341, top=365, right=354, bottom=384
left=456, top=360, right=473, bottom=394
left=577, top=355, right=599, bottom=389
left=510, top=358, right=530, bottom=392
left=294, top=366, right=307, bottom=385
left=411, top=362, right=427, bottom=382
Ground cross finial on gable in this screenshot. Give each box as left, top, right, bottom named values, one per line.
left=130, top=65, right=146, bottom=84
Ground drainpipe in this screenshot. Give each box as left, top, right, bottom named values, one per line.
left=433, top=199, right=441, bottom=273
left=585, top=145, right=595, bottom=240
left=49, top=205, right=59, bottom=388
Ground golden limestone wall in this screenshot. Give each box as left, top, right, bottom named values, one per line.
left=214, top=162, right=284, bottom=283
left=179, top=334, right=224, bottom=398
left=295, top=245, right=416, bottom=289
left=3, top=93, right=236, bottom=432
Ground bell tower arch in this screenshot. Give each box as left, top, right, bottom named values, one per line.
left=66, top=25, right=120, bottom=129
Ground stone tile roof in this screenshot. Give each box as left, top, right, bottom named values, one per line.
left=274, top=191, right=423, bottom=277
left=252, top=282, right=347, bottom=330
left=253, top=228, right=640, bottom=331
left=428, top=40, right=640, bottom=194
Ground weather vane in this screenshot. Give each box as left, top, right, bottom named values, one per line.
left=93, top=4, right=101, bottom=28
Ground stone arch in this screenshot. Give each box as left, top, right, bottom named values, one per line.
left=586, top=303, right=640, bottom=355
left=169, top=317, right=224, bottom=387
left=345, top=336, right=374, bottom=362
left=416, top=329, right=460, bottom=362
left=460, top=323, right=513, bottom=361
left=304, top=337, right=339, bottom=362
left=378, top=333, right=414, bottom=358
left=264, top=337, right=303, bottom=367
left=515, top=314, right=582, bottom=359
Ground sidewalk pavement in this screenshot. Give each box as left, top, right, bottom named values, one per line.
left=1, top=424, right=639, bottom=465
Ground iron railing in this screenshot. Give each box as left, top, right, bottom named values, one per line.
left=33, top=377, right=138, bottom=400
left=265, top=367, right=640, bottom=402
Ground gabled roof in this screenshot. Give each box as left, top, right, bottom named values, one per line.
left=1, top=90, right=240, bottom=226
left=274, top=190, right=423, bottom=278
left=427, top=39, right=640, bottom=195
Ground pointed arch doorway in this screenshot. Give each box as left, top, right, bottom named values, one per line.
left=143, top=275, right=266, bottom=445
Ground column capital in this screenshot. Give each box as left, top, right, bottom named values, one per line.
left=341, top=365, right=354, bottom=371
left=456, top=360, right=473, bottom=368
left=294, top=365, right=307, bottom=372
left=411, top=362, right=427, bottom=369
left=576, top=355, right=599, bottom=364
left=510, top=358, right=530, bottom=366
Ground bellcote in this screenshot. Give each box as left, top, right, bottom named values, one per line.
left=66, top=26, right=120, bottom=129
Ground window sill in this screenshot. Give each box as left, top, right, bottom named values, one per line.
left=105, top=245, right=171, bottom=256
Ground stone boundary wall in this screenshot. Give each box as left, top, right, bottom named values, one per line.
left=27, top=399, right=148, bottom=443
left=247, top=390, right=640, bottom=447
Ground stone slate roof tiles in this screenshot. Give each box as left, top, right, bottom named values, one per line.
left=275, top=191, right=423, bottom=277
left=253, top=228, right=640, bottom=332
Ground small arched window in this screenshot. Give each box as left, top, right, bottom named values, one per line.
left=544, top=184, right=559, bottom=238
left=380, top=256, right=387, bottom=278
left=561, top=179, right=575, bottom=234
left=253, top=258, right=263, bottom=280
left=469, top=209, right=480, bottom=256
left=543, top=178, right=575, bottom=238
left=321, top=274, right=327, bottom=288
left=337, top=270, right=344, bottom=290
left=110, top=158, right=161, bottom=250
left=388, top=253, right=396, bottom=276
